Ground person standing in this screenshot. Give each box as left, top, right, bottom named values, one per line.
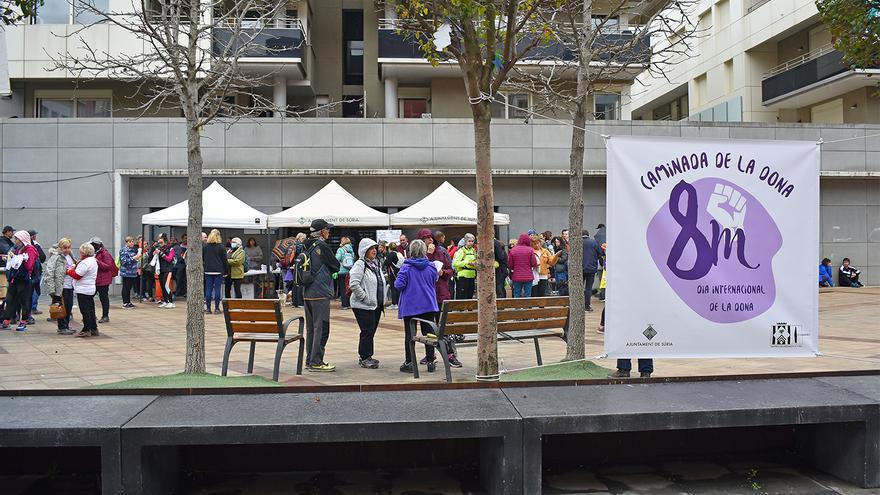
left=604, top=310, right=653, bottom=378
left=507, top=233, right=537, bottom=298
left=203, top=229, right=229, bottom=314
left=396, top=234, right=409, bottom=256
left=335, top=236, right=355, bottom=308
left=494, top=238, right=508, bottom=299
left=154, top=235, right=177, bottom=308
left=420, top=229, right=461, bottom=367
left=0, top=226, right=15, bottom=257
left=68, top=243, right=99, bottom=338
left=395, top=239, right=440, bottom=373
left=119, top=236, right=141, bottom=309
left=245, top=238, right=263, bottom=268
left=551, top=237, right=569, bottom=296
left=1, top=231, right=39, bottom=331
left=302, top=219, right=341, bottom=372
left=291, top=233, right=307, bottom=307
left=90, top=237, right=118, bottom=323
left=582, top=230, right=603, bottom=312
left=452, top=233, right=477, bottom=299
left=174, top=234, right=188, bottom=298
left=383, top=242, right=403, bottom=309
left=226, top=237, right=245, bottom=299
left=45, top=238, right=76, bottom=335
left=349, top=238, right=385, bottom=369
left=531, top=234, right=556, bottom=298
left=28, top=230, right=46, bottom=319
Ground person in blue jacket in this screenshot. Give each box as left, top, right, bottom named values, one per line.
left=818, top=258, right=834, bottom=287
left=395, top=239, right=440, bottom=374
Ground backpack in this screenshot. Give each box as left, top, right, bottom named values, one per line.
left=341, top=246, right=354, bottom=270
left=293, top=244, right=317, bottom=287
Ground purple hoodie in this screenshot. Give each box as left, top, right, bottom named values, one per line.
left=394, top=257, right=439, bottom=318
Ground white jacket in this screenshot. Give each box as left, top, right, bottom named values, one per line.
left=73, top=257, right=98, bottom=295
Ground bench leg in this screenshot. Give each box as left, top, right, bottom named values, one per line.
left=272, top=339, right=285, bottom=381
left=296, top=337, right=305, bottom=375
left=221, top=337, right=235, bottom=376
left=534, top=338, right=543, bottom=366
left=247, top=341, right=256, bottom=374
left=438, top=339, right=453, bottom=383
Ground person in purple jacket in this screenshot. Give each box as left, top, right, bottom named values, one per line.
left=395, top=239, right=440, bottom=373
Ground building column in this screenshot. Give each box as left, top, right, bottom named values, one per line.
left=273, top=75, right=287, bottom=118
left=384, top=77, right=398, bottom=118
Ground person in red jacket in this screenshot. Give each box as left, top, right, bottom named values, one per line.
left=90, top=237, right=118, bottom=324
left=1, top=231, right=39, bottom=331
left=507, top=233, right=538, bottom=298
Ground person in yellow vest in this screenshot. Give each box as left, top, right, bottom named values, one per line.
left=452, top=233, right=477, bottom=299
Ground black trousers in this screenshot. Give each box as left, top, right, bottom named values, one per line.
left=4, top=279, right=32, bottom=323
left=404, top=312, right=437, bottom=364
left=456, top=277, right=475, bottom=299
left=77, top=292, right=97, bottom=333
left=495, top=270, right=507, bottom=299
left=175, top=266, right=187, bottom=296
left=583, top=271, right=596, bottom=309
left=141, top=272, right=154, bottom=299
left=122, top=277, right=136, bottom=305
left=96, top=285, right=110, bottom=319
left=160, top=273, right=174, bottom=303
left=225, top=278, right=242, bottom=299
left=352, top=307, right=382, bottom=360
left=59, top=288, right=73, bottom=330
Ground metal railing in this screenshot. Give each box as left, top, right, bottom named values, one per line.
left=762, top=43, right=836, bottom=79
left=747, top=0, right=772, bottom=14
left=377, top=18, right=642, bottom=34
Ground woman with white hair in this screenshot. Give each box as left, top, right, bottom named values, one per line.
left=395, top=239, right=441, bottom=373
left=67, top=242, right=99, bottom=338
left=226, top=237, right=245, bottom=299
left=1, top=230, right=39, bottom=332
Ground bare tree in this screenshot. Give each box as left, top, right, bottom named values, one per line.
left=507, top=0, right=699, bottom=361
left=385, top=0, right=553, bottom=380
left=52, top=0, right=307, bottom=373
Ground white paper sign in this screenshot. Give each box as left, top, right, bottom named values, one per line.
left=376, top=229, right=401, bottom=245
left=605, top=136, right=819, bottom=358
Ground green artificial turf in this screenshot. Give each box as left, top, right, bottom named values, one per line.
left=87, top=372, right=282, bottom=389
left=502, top=360, right=613, bottom=382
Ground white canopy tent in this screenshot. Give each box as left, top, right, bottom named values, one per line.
left=267, top=180, right=390, bottom=228
left=141, top=181, right=269, bottom=229
left=390, top=181, right=510, bottom=226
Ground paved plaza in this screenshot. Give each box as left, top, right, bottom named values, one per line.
left=0, top=287, right=876, bottom=389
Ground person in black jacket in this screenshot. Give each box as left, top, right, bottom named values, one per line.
left=203, top=229, right=229, bottom=314
left=28, top=230, right=47, bottom=321
left=302, top=219, right=342, bottom=372
left=494, top=237, right=508, bottom=298
left=582, top=230, right=604, bottom=312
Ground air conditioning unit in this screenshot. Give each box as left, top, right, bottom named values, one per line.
left=421, top=113, right=432, bottom=118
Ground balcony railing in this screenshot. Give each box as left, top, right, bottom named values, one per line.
left=761, top=44, right=850, bottom=102
left=212, top=18, right=306, bottom=59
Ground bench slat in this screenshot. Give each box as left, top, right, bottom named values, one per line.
left=443, top=306, right=569, bottom=324
left=229, top=322, right=281, bottom=334
left=226, top=310, right=279, bottom=322
left=225, top=299, right=279, bottom=310
left=443, top=296, right=569, bottom=312
left=233, top=333, right=301, bottom=343
left=459, top=329, right=563, bottom=342
left=445, top=317, right=568, bottom=335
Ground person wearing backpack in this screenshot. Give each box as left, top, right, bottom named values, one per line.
left=382, top=241, right=404, bottom=309
left=226, top=237, right=246, bottom=299
left=91, top=237, right=118, bottom=323
left=349, top=238, right=385, bottom=369
left=301, top=219, right=341, bottom=372
left=335, top=236, right=355, bottom=308
left=1, top=231, right=39, bottom=332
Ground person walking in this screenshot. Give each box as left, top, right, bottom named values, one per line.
left=45, top=238, right=76, bottom=335
left=302, top=219, right=341, bottom=372
left=349, top=238, right=385, bottom=369
left=507, top=233, right=537, bottom=298
left=154, top=235, right=177, bottom=308
left=226, top=237, right=245, bottom=299
left=67, top=243, right=99, bottom=338
left=28, top=230, right=46, bottom=318
left=383, top=242, right=403, bottom=309
left=582, top=230, right=603, bottom=312
left=335, top=236, right=355, bottom=308
left=1, top=231, right=39, bottom=331
left=203, top=229, right=228, bottom=314
left=119, top=236, right=141, bottom=309
left=452, top=233, right=477, bottom=299
left=91, top=237, right=118, bottom=323
left=395, top=239, right=440, bottom=373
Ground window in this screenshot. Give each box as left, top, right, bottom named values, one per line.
left=73, top=0, right=109, bottom=24
left=35, top=0, right=108, bottom=24
left=342, top=10, right=364, bottom=85
left=401, top=99, right=428, bottom=118
left=594, top=94, right=620, bottom=120
left=491, top=93, right=529, bottom=119
left=37, top=97, right=111, bottom=118
left=34, top=0, right=70, bottom=23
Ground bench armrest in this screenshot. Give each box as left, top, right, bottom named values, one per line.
left=282, top=316, right=305, bottom=337
left=409, top=317, right=439, bottom=339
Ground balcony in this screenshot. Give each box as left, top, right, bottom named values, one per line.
left=212, top=19, right=306, bottom=60
left=762, top=44, right=880, bottom=108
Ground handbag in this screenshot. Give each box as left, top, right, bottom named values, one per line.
left=49, top=300, right=67, bottom=319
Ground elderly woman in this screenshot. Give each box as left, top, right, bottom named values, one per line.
left=395, top=239, right=440, bottom=373
left=349, top=238, right=386, bottom=369
left=1, top=230, right=39, bottom=332
left=45, top=238, right=76, bottom=334
left=67, top=242, right=99, bottom=338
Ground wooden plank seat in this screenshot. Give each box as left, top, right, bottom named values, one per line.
left=408, top=296, right=570, bottom=382
left=221, top=299, right=305, bottom=381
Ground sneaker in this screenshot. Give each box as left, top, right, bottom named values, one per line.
left=358, top=358, right=379, bottom=369
left=399, top=362, right=413, bottom=373
left=607, top=369, right=631, bottom=378
left=26, top=317, right=35, bottom=325
left=419, top=356, right=429, bottom=365
left=164, top=303, right=176, bottom=309
left=426, top=360, right=436, bottom=372
left=15, top=322, right=27, bottom=332
left=307, top=362, right=336, bottom=372
left=74, top=330, right=90, bottom=338
left=448, top=355, right=463, bottom=368
left=389, top=304, right=398, bottom=310
left=586, top=307, right=594, bottom=312
left=640, top=372, right=652, bottom=378
left=597, top=325, right=605, bottom=334
left=90, top=329, right=100, bottom=337
left=158, top=302, right=167, bottom=308
left=214, top=308, right=222, bottom=315
left=0, top=320, right=8, bottom=330
left=46, top=317, right=55, bottom=322
left=60, top=329, right=75, bottom=336
left=32, top=310, right=43, bottom=315
left=98, top=317, right=110, bottom=324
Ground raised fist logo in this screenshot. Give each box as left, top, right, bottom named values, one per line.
left=707, top=183, right=747, bottom=231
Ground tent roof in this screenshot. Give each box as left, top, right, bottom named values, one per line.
left=390, top=181, right=510, bottom=226
left=267, top=180, right=390, bottom=228
left=141, top=181, right=268, bottom=229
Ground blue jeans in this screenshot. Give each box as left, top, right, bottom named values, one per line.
left=617, top=358, right=654, bottom=373
left=512, top=281, right=532, bottom=298
left=205, top=274, right=223, bottom=310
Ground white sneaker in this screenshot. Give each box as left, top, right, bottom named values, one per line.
left=158, top=302, right=167, bottom=308
left=165, top=303, right=176, bottom=309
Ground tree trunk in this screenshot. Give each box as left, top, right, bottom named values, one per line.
left=184, top=122, right=206, bottom=374
left=473, top=106, right=499, bottom=380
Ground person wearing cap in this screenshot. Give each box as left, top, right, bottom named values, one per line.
left=349, top=237, right=385, bottom=369
left=0, top=226, right=15, bottom=259
left=91, top=237, right=118, bottom=323
left=302, top=219, right=341, bottom=372
left=28, top=230, right=47, bottom=318
left=1, top=231, right=39, bottom=331
left=226, top=237, right=246, bottom=299
left=452, top=233, right=477, bottom=299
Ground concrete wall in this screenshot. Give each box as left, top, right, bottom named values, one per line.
left=0, top=118, right=878, bottom=286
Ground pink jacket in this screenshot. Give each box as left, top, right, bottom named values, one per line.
left=507, top=234, right=537, bottom=282
left=94, top=247, right=118, bottom=287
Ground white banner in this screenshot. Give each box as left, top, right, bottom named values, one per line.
left=605, top=136, right=819, bottom=358
left=376, top=229, right=401, bottom=245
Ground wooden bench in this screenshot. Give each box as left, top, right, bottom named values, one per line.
left=221, top=299, right=305, bottom=381
left=408, top=296, right=570, bottom=382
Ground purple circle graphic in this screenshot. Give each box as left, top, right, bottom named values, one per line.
left=646, top=177, right=782, bottom=323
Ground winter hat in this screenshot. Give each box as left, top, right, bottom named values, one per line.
left=417, top=228, right=433, bottom=240
left=13, top=230, right=31, bottom=246
left=89, top=236, right=103, bottom=246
